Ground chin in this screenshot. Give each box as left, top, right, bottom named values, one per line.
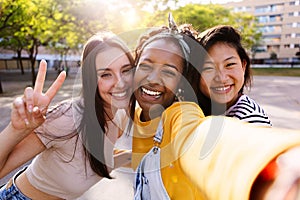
left=113, top=101, right=130, bottom=109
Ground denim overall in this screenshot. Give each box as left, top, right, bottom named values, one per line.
left=134, top=120, right=170, bottom=200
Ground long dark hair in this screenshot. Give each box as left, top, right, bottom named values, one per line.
left=196, top=25, right=252, bottom=115
left=79, top=32, right=134, bottom=178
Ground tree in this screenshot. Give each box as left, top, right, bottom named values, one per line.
left=139, top=3, right=261, bottom=53
left=0, top=0, right=31, bottom=74
left=270, top=51, right=277, bottom=60
left=0, top=0, right=107, bottom=86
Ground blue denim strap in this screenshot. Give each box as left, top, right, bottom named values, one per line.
left=134, top=119, right=170, bottom=200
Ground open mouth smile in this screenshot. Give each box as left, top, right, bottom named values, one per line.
left=141, top=87, right=162, bottom=99
left=212, top=85, right=231, bottom=91
left=111, top=91, right=127, bottom=98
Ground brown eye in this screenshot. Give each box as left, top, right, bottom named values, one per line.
left=138, top=63, right=152, bottom=71
left=161, top=69, right=176, bottom=77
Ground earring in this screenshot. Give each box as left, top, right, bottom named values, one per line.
left=175, top=88, right=185, bottom=101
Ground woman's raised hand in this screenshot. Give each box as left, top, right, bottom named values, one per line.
left=11, top=60, right=66, bottom=131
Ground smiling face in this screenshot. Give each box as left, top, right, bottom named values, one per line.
left=96, top=47, right=134, bottom=111
left=134, top=38, right=184, bottom=121
left=200, top=42, right=246, bottom=107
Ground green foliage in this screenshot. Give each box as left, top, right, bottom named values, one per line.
left=252, top=68, right=300, bottom=77
left=270, top=51, right=278, bottom=60
left=141, top=3, right=261, bottom=54
left=0, top=0, right=262, bottom=68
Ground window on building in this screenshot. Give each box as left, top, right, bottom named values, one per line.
left=292, top=22, right=297, bottom=27
left=255, top=6, right=268, bottom=13
left=255, top=46, right=267, bottom=52
left=264, top=25, right=282, bottom=33
left=284, top=44, right=290, bottom=48
left=258, top=16, right=268, bottom=23
left=269, top=15, right=282, bottom=22
left=267, top=45, right=280, bottom=52
left=273, top=4, right=284, bottom=12
left=289, top=1, right=296, bottom=5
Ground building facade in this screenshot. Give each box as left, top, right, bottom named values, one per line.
left=224, top=0, right=300, bottom=63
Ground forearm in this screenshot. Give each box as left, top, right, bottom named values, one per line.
left=0, top=123, right=33, bottom=171
left=179, top=117, right=300, bottom=200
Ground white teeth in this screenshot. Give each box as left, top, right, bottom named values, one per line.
left=141, top=87, right=161, bottom=96
left=112, top=91, right=126, bottom=97
left=214, top=86, right=230, bottom=91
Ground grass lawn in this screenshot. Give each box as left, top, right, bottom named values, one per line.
left=251, top=68, right=300, bottom=77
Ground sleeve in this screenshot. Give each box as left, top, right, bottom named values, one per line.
left=162, top=102, right=205, bottom=162
left=226, top=95, right=272, bottom=127
left=179, top=116, right=300, bottom=199
left=34, top=101, right=78, bottom=149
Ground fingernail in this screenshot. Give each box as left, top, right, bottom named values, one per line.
left=24, top=119, right=29, bottom=126
left=33, top=106, right=39, bottom=113
left=28, top=105, right=33, bottom=113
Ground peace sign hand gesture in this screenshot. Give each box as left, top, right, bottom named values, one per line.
left=11, top=60, right=66, bottom=133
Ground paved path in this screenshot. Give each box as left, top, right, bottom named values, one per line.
left=246, top=76, right=300, bottom=130
left=0, top=70, right=299, bottom=199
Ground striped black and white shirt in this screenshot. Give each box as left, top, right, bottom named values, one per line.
left=225, top=94, right=272, bottom=127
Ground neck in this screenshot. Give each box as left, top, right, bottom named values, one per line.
left=104, top=104, right=117, bottom=121
left=140, top=104, right=165, bottom=122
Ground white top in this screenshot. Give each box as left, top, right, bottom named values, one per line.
left=25, top=99, right=132, bottom=199
left=225, top=94, right=272, bottom=127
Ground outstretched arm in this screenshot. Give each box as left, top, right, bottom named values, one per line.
left=0, top=60, right=66, bottom=177
left=252, top=146, right=300, bottom=200
left=179, top=117, right=300, bottom=200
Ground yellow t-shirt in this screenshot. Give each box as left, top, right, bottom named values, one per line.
left=132, top=101, right=206, bottom=199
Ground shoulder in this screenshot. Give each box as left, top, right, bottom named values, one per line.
left=229, top=94, right=265, bottom=114
left=226, top=95, right=272, bottom=126
left=35, top=99, right=80, bottom=138
left=163, top=101, right=205, bottom=123
left=165, top=101, right=204, bottom=117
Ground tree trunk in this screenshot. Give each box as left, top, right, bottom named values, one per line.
left=0, top=76, right=3, bottom=94
left=28, top=45, right=38, bottom=87
left=17, top=50, right=24, bottom=74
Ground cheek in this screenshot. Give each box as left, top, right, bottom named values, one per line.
left=235, top=69, right=245, bottom=87
left=133, top=70, right=144, bottom=85
left=97, top=80, right=111, bottom=94
left=124, top=74, right=134, bottom=86
left=165, top=78, right=180, bottom=95
left=199, top=77, right=210, bottom=95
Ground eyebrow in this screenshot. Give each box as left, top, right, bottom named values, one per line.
left=224, top=56, right=236, bottom=61
left=142, top=58, right=180, bottom=71
left=96, top=64, right=132, bottom=72
left=204, top=55, right=237, bottom=64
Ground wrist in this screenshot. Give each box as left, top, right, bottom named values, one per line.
left=8, top=122, right=34, bottom=137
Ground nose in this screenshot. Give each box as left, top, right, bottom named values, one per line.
left=115, top=73, right=125, bottom=88
left=146, top=69, right=162, bottom=84
left=214, top=68, right=228, bottom=83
